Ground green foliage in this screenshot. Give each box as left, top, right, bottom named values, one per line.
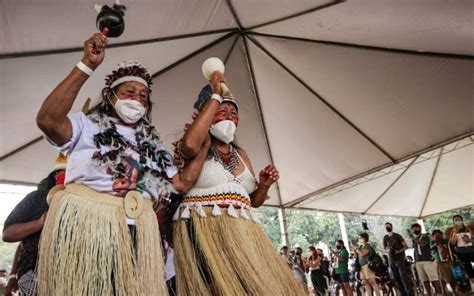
left=286, top=209, right=342, bottom=251
left=252, top=207, right=280, bottom=248
left=253, top=206, right=474, bottom=255
left=423, top=207, right=474, bottom=235
left=342, top=213, right=417, bottom=253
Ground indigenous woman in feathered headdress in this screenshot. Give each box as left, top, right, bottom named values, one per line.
left=35, top=32, right=209, bottom=295
left=171, top=72, right=307, bottom=295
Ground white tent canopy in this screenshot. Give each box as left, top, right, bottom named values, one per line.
left=1, top=0, right=473, bottom=218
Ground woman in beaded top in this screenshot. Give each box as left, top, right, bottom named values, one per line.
left=172, top=72, right=306, bottom=295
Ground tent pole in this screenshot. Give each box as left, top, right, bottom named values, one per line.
left=418, top=148, right=443, bottom=218
left=362, top=156, right=418, bottom=214
left=247, top=35, right=396, bottom=163
left=242, top=35, right=284, bottom=206
left=283, top=132, right=473, bottom=208
left=278, top=208, right=289, bottom=247
left=247, top=1, right=344, bottom=31
left=338, top=213, right=349, bottom=248
left=417, top=219, right=426, bottom=234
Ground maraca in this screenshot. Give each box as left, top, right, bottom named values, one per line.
left=202, top=57, right=231, bottom=96
left=93, top=4, right=126, bottom=53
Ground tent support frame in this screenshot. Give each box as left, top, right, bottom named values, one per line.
left=283, top=131, right=473, bottom=208
left=247, top=1, right=345, bottom=31
left=248, top=32, right=474, bottom=60
left=247, top=35, right=396, bottom=163
left=418, top=148, right=443, bottom=218
left=0, top=28, right=239, bottom=60
left=362, top=156, right=418, bottom=214
left=152, top=32, right=237, bottom=79
left=243, top=35, right=284, bottom=205
left=278, top=207, right=290, bottom=247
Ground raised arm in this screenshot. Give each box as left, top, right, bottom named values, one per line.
left=36, top=33, right=107, bottom=145
left=172, top=135, right=211, bottom=195
left=180, top=72, right=225, bottom=158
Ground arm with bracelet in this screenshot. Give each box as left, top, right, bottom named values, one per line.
left=4, top=243, right=21, bottom=295
left=36, top=33, right=108, bottom=145
left=180, top=72, right=226, bottom=159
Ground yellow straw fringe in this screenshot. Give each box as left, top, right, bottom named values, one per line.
left=37, top=184, right=167, bottom=296
left=174, top=207, right=307, bottom=296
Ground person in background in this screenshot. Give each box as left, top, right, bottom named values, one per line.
left=380, top=254, right=395, bottom=296
left=2, top=154, right=67, bottom=296
left=431, top=229, right=456, bottom=293
left=383, top=222, right=413, bottom=296
left=280, top=246, right=293, bottom=268
left=334, top=240, right=353, bottom=296
left=353, top=233, right=380, bottom=296
left=409, top=223, right=442, bottom=295
left=292, top=247, right=307, bottom=284
left=448, top=214, right=474, bottom=281
left=306, top=246, right=325, bottom=296
left=319, top=248, right=331, bottom=288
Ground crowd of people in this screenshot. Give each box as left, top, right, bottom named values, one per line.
left=281, top=216, right=473, bottom=295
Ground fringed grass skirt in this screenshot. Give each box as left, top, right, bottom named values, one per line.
left=173, top=207, right=307, bottom=296
left=37, top=184, right=167, bottom=296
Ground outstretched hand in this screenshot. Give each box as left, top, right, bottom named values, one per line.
left=259, top=165, right=279, bottom=188
left=82, top=33, right=108, bottom=70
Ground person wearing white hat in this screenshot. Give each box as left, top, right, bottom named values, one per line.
left=35, top=33, right=209, bottom=295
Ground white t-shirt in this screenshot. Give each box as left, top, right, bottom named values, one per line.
left=48, top=112, right=178, bottom=200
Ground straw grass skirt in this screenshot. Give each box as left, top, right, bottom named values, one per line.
left=37, top=184, right=167, bottom=296
left=173, top=207, right=307, bottom=296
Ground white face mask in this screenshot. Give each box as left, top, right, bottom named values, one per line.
left=111, top=92, right=147, bottom=124
left=210, top=120, right=236, bottom=144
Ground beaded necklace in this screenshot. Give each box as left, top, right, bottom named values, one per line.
left=89, top=113, right=175, bottom=200
left=209, top=144, right=240, bottom=174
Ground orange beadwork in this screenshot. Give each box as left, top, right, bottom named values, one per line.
left=182, top=193, right=251, bottom=208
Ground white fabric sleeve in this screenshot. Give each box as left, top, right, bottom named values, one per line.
left=165, top=165, right=179, bottom=179
left=44, top=112, right=85, bottom=156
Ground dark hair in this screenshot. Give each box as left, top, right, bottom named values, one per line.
left=280, top=246, right=288, bottom=251
left=359, top=233, right=369, bottom=242
left=385, top=222, right=393, bottom=227
left=431, top=229, right=443, bottom=236
left=336, top=239, right=344, bottom=245
left=308, top=246, right=318, bottom=260
left=411, top=223, right=421, bottom=229
left=453, top=214, right=463, bottom=221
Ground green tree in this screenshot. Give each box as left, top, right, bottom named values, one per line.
left=423, top=207, right=474, bottom=236
left=252, top=207, right=281, bottom=248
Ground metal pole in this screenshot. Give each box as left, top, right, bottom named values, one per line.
left=417, top=218, right=426, bottom=234
left=278, top=208, right=289, bottom=247
left=338, top=213, right=349, bottom=248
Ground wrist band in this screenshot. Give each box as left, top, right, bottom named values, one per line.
left=211, top=93, right=223, bottom=104
left=76, top=61, right=94, bottom=76
left=8, top=274, right=17, bottom=280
